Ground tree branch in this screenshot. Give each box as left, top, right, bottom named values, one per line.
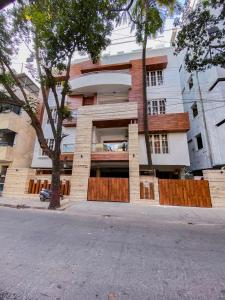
left=34, top=37, right=57, bottom=139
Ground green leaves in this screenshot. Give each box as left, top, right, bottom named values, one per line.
left=175, top=0, right=225, bottom=71
left=128, top=0, right=179, bottom=44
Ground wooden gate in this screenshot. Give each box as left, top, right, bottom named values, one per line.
left=140, top=182, right=154, bottom=199
left=28, top=179, right=70, bottom=196
left=159, top=179, right=211, bottom=207
left=88, top=177, right=129, bottom=202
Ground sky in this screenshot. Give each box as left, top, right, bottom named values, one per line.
left=10, top=12, right=178, bottom=77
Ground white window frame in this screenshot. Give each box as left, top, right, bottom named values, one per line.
left=147, top=99, right=166, bottom=115
left=147, top=70, right=164, bottom=87
left=149, top=134, right=169, bottom=154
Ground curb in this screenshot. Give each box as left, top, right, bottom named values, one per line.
left=0, top=202, right=70, bottom=211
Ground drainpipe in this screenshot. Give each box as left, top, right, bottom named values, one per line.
left=196, top=71, right=214, bottom=168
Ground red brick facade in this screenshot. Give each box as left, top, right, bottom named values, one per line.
left=139, top=113, right=190, bottom=133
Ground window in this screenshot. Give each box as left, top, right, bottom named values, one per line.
left=41, top=138, right=54, bottom=156
left=147, top=99, right=166, bottom=115
left=0, top=104, right=21, bottom=115
left=196, top=134, right=203, bottom=150
left=47, top=108, right=57, bottom=124
left=62, top=144, right=75, bottom=153
left=162, top=134, right=169, bottom=153
left=154, top=135, right=161, bottom=153
left=147, top=70, right=164, bottom=86
left=71, top=110, right=78, bottom=119
left=149, top=134, right=169, bottom=154
left=188, top=76, right=193, bottom=89
left=191, top=102, right=198, bottom=118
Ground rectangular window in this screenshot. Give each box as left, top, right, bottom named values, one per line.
left=196, top=133, right=203, bottom=150
left=41, top=138, right=54, bottom=156
left=157, top=70, right=163, bottom=85
left=161, top=134, right=168, bottom=153
left=154, top=134, right=161, bottom=154
left=149, top=134, right=169, bottom=154
left=47, top=108, right=57, bottom=124
left=150, top=71, right=156, bottom=86
left=191, top=102, right=198, bottom=118
left=147, top=70, right=164, bottom=87
left=62, top=144, right=75, bottom=153
left=147, top=99, right=166, bottom=115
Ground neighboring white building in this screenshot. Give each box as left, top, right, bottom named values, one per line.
left=178, top=0, right=225, bottom=174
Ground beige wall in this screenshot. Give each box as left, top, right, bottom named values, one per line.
left=0, top=111, right=35, bottom=168
left=203, top=170, right=225, bottom=208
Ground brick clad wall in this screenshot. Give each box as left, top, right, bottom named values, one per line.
left=138, top=112, right=190, bottom=133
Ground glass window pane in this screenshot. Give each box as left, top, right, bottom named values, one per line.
left=150, top=71, right=156, bottom=86
left=162, top=134, right=168, bottom=153
left=157, top=70, right=163, bottom=85
left=154, top=134, right=161, bottom=153
left=152, top=100, right=158, bottom=115
left=63, top=144, right=75, bottom=153
left=159, top=99, right=166, bottom=114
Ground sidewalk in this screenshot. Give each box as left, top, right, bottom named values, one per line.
left=0, top=196, right=71, bottom=210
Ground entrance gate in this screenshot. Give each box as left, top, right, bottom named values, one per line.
left=159, top=179, right=212, bottom=207
left=87, top=177, right=129, bottom=202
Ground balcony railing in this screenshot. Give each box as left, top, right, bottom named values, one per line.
left=92, top=142, right=128, bottom=152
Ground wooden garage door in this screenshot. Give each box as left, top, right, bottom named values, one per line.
left=88, top=177, right=129, bottom=202
left=159, top=179, right=212, bottom=207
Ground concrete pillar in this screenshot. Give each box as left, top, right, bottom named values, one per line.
left=70, top=116, right=92, bottom=201
left=128, top=123, right=140, bottom=202
left=203, top=170, right=225, bottom=207
left=3, top=167, right=36, bottom=198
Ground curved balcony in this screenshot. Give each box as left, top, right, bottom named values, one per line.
left=70, top=72, right=131, bottom=94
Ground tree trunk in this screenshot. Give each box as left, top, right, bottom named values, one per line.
left=142, top=33, right=152, bottom=169
left=48, top=152, right=61, bottom=209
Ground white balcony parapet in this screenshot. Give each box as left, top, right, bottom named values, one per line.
left=70, top=72, right=131, bottom=94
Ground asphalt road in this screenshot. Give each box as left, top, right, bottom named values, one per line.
left=0, top=203, right=225, bottom=300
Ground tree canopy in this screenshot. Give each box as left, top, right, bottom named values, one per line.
left=174, top=0, right=225, bottom=72
left=0, top=0, right=126, bottom=208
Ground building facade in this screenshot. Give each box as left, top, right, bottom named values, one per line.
left=178, top=0, right=225, bottom=174
left=0, top=73, right=39, bottom=195
left=179, top=66, right=225, bottom=174
left=28, top=46, right=190, bottom=201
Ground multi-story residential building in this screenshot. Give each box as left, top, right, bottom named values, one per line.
left=28, top=46, right=190, bottom=202
left=0, top=73, right=39, bottom=194
left=177, top=0, right=225, bottom=174
left=179, top=65, right=225, bottom=174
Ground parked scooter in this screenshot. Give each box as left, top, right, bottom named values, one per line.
left=39, top=189, right=64, bottom=202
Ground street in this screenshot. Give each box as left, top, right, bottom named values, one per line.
left=0, top=202, right=225, bottom=300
